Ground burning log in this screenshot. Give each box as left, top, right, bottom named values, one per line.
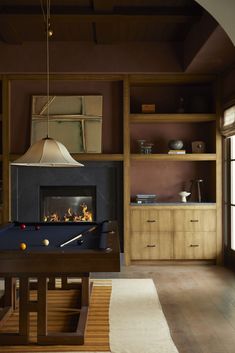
left=44, top=203, right=93, bottom=222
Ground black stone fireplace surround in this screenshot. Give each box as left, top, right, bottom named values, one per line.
left=11, top=161, right=123, bottom=249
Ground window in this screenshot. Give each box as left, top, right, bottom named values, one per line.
left=230, top=136, right=235, bottom=250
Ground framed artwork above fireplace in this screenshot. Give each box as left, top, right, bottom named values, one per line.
left=31, top=95, right=103, bottom=153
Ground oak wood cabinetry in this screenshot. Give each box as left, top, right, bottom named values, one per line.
left=130, top=205, right=217, bottom=260
left=173, top=209, right=216, bottom=259
left=130, top=208, right=173, bottom=259
left=174, top=232, right=216, bottom=259
left=173, top=209, right=216, bottom=232
left=124, top=74, right=222, bottom=264
left=130, top=209, right=173, bottom=232
left=131, top=232, right=173, bottom=260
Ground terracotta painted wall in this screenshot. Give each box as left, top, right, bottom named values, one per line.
left=131, top=161, right=215, bottom=203
left=10, top=80, right=123, bottom=154
left=0, top=42, right=181, bottom=74
left=222, top=65, right=235, bottom=106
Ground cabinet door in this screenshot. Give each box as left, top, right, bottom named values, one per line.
left=173, top=210, right=216, bottom=232
left=174, top=232, right=216, bottom=259
left=130, top=232, right=173, bottom=260
left=130, top=209, right=173, bottom=232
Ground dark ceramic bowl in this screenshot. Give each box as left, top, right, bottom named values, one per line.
left=168, top=139, right=184, bottom=150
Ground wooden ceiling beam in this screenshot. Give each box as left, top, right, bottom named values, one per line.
left=0, top=13, right=199, bottom=25
left=0, top=17, right=21, bottom=44
left=92, top=0, right=115, bottom=13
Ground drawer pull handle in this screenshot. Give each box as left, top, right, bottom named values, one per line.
left=190, top=244, right=199, bottom=247
left=190, top=220, right=199, bottom=222
left=147, top=244, right=156, bottom=248
left=147, top=220, right=157, bottom=223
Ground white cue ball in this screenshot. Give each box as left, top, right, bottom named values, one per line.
left=42, top=239, right=49, bottom=246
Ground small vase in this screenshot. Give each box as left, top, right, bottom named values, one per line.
left=178, top=191, right=191, bottom=203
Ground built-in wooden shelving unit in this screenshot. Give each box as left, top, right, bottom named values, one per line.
left=9, top=154, right=124, bottom=162
left=130, top=153, right=216, bottom=161
left=130, top=113, right=216, bottom=123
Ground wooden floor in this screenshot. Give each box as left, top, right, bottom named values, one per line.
left=93, top=263, right=235, bottom=353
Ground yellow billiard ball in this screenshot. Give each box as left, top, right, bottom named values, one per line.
left=20, top=242, right=27, bottom=250
left=42, top=239, right=49, bottom=246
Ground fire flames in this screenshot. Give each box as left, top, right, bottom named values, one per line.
left=44, top=203, right=93, bottom=222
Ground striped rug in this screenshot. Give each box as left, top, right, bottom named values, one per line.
left=0, top=279, right=112, bottom=352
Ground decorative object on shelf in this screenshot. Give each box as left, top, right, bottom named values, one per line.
left=189, top=179, right=204, bottom=202
left=137, top=139, right=147, bottom=153
left=11, top=0, right=83, bottom=168
left=137, top=140, right=154, bottom=154
left=178, top=191, right=191, bottom=203
left=168, top=149, right=186, bottom=154
left=177, top=97, right=185, bottom=113
left=192, top=141, right=206, bottom=153
left=168, top=139, right=184, bottom=150
left=136, top=194, right=157, bottom=204
left=168, top=139, right=185, bottom=154
left=141, top=104, right=156, bottom=113
left=142, top=143, right=154, bottom=154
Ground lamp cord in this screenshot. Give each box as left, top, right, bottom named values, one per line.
left=46, top=0, right=50, bottom=138
left=40, top=0, right=51, bottom=139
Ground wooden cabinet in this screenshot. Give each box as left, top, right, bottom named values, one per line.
left=130, top=206, right=217, bottom=261
left=173, top=210, right=216, bottom=232
left=130, top=209, right=173, bottom=232
left=131, top=232, right=173, bottom=260
left=174, top=232, right=216, bottom=259
left=130, top=208, right=173, bottom=260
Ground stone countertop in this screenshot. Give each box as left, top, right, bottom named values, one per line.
left=130, top=202, right=216, bottom=206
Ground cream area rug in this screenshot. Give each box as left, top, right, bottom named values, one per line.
left=109, top=279, right=179, bottom=353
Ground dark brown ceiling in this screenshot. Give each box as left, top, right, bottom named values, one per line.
left=0, top=0, right=234, bottom=73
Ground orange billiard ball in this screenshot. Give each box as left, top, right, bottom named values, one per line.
left=20, top=242, right=27, bottom=250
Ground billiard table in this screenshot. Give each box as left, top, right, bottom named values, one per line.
left=0, top=220, right=120, bottom=345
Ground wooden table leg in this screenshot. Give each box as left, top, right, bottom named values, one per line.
left=4, top=277, right=17, bottom=309
left=19, top=277, right=30, bottom=343
left=37, top=277, right=48, bottom=343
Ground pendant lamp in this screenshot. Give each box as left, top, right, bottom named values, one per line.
left=12, top=0, right=84, bottom=167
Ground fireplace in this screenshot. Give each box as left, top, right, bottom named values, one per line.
left=40, top=186, right=96, bottom=222
left=11, top=161, right=123, bottom=250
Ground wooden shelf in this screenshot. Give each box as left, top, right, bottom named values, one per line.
left=71, top=154, right=123, bottom=161
left=130, top=113, right=216, bottom=123
left=10, top=153, right=124, bottom=162
left=131, top=153, right=216, bottom=161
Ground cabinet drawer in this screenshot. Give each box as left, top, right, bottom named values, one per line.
left=174, top=232, right=216, bottom=259
left=130, top=209, right=173, bottom=232
left=130, top=232, right=173, bottom=260
left=173, top=210, right=216, bottom=231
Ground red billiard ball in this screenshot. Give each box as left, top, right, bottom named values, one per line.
left=20, top=224, right=26, bottom=230
left=35, top=225, right=40, bottom=230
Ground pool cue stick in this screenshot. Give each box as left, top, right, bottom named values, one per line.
left=59, top=225, right=98, bottom=248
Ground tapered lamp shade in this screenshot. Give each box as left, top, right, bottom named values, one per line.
left=11, top=137, right=84, bottom=167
